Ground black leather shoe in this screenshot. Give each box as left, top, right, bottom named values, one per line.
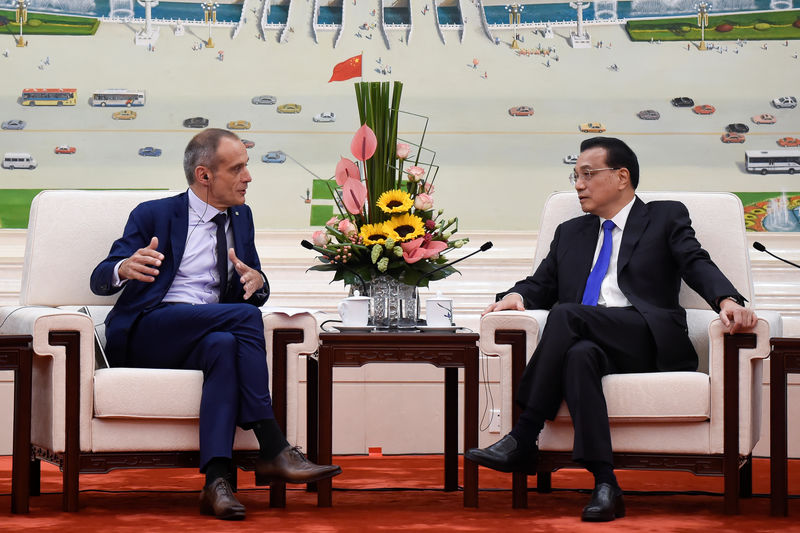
left=464, top=434, right=538, bottom=474
left=255, top=445, right=342, bottom=485
left=199, top=478, right=246, bottom=520
left=581, top=482, right=625, bottom=522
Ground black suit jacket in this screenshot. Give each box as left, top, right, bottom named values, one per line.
left=501, top=197, right=742, bottom=372
left=90, top=192, right=270, bottom=366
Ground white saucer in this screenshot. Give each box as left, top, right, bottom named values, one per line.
left=331, top=325, right=375, bottom=332
left=417, top=325, right=460, bottom=333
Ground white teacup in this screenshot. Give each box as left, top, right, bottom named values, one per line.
left=426, top=294, right=453, bottom=327
left=338, top=295, right=370, bottom=327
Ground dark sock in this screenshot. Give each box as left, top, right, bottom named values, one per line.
left=204, top=457, right=232, bottom=487
left=508, top=407, right=545, bottom=449
left=586, top=461, right=618, bottom=488
left=248, top=418, right=289, bottom=460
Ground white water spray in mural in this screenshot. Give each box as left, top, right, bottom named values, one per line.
left=631, top=0, right=756, bottom=14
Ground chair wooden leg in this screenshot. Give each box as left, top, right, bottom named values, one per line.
left=537, top=470, right=552, bottom=493
left=512, top=472, right=528, bottom=508
left=269, top=481, right=287, bottom=508
left=739, top=454, right=753, bottom=498
left=29, top=458, right=40, bottom=496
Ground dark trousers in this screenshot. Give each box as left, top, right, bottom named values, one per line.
left=128, top=303, right=274, bottom=470
left=517, top=303, right=657, bottom=465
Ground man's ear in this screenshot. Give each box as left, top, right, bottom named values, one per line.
left=194, top=166, right=210, bottom=184
left=617, top=167, right=631, bottom=189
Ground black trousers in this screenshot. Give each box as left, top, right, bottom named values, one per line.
left=517, top=303, right=658, bottom=465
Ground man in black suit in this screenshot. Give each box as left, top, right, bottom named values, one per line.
left=466, top=137, right=757, bottom=521
left=91, top=129, right=341, bottom=520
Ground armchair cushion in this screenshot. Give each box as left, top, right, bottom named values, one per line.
left=94, top=368, right=203, bottom=419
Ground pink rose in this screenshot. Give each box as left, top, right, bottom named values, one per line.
left=406, top=166, right=425, bottom=182
left=326, top=216, right=340, bottom=227
left=338, top=219, right=357, bottom=237
left=414, top=193, right=433, bottom=211
left=312, top=230, right=330, bottom=247
left=423, top=182, right=435, bottom=194
left=396, top=142, right=411, bottom=160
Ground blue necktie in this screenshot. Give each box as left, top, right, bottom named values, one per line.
left=212, top=213, right=228, bottom=302
left=581, top=220, right=615, bottom=306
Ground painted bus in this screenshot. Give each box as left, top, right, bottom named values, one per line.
left=21, top=88, right=77, bottom=106
left=91, top=89, right=146, bottom=107
left=745, top=150, right=800, bottom=175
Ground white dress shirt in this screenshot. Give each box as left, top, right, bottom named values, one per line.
left=591, top=196, right=635, bottom=308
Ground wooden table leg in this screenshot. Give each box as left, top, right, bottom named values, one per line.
left=770, top=346, right=788, bottom=517
left=463, top=346, right=479, bottom=508
left=317, top=345, right=333, bottom=507
left=444, top=367, right=458, bottom=492
left=306, top=354, right=319, bottom=493
left=2, top=336, right=33, bottom=514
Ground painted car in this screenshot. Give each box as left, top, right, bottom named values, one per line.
left=579, top=122, right=606, bottom=133
left=277, top=103, right=302, bottom=114
left=509, top=106, right=534, bottom=117
left=241, top=139, right=255, bottom=149
left=112, top=109, right=137, bottom=120
left=313, top=112, right=336, bottom=123
left=671, top=97, right=694, bottom=107
left=692, top=104, right=715, bottom=115
left=54, top=145, right=76, bottom=154
left=721, top=132, right=746, bottom=144
left=563, top=154, right=578, bottom=165
left=183, top=117, right=209, bottom=128
left=752, top=113, right=776, bottom=125
left=637, top=109, right=660, bottom=120
left=726, top=123, right=749, bottom=133
left=251, top=95, right=276, bottom=105
left=2, top=119, right=26, bottom=130
left=138, top=146, right=162, bottom=157
left=778, top=137, right=800, bottom=147
left=227, top=120, right=251, bottom=130
left=262, top=150, right=286, bottom=163
left=772, top=96, right=797, bottom=109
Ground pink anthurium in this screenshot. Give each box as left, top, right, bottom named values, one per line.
left=351, top=124, right=378, bottom=162
left=342, top=179, right=368, bottom=215
left=335, top=157, right=360, bottom=186
left=400, top=237, right=448, bottom=264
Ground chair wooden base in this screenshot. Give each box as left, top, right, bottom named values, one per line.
left=494, top=329, right=757, bottom=514
left=26, top=328, right=304, bottom=512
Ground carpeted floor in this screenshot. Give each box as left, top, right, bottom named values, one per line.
left=1, top=455, right=798, bottom=532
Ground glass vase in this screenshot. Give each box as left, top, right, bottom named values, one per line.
left=366, top=275, right=418, bottom=329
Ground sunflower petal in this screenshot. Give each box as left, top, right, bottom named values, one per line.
left=351, top=124, right=378, bottom=162
left=343, top=179, right=367, bottom=215
left=335, top=157, right=360, bottom=186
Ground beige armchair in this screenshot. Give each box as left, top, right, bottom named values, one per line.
left=0, top=190, right=318, bottom=511
left=479, top=191, right=781, bottom=513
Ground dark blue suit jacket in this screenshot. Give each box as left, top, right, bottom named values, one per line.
left=90, top=192, right=269, bottom=366
left=501, top=197, right=743, bottom=372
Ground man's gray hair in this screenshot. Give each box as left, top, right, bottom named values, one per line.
left=183, top=128, right=240, bottom=185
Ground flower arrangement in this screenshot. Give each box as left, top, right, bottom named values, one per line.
left=306, top=81, right=468, bottom=288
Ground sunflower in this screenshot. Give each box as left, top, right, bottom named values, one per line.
left=376, top=189, right=413, bottom=214
left=385, top=213, right=425, bottom=242
left=359, top=223, right=392, bottom=246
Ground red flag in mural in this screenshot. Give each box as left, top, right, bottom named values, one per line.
left=328, top=54, right=363, bottom=82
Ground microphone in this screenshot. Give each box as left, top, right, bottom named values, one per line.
left=752, top=241, right=800, bottom=269
left=301, top=239, right=367, bottom=292
left=416, top=241, right=493, bottom=286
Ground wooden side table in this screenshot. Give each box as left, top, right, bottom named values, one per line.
left=769, top=337, right=800, bottom=517
left=307, top=331, right=480, bottom=507
left=0, top=335, right=33, bottom=514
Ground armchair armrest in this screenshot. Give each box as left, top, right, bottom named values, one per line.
left=262, top=311, right=319, bottom=445
left=480, top=310, right=549, bottom=435
left=0, top=306, right=94, bottom=453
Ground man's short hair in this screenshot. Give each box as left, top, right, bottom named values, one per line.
left=183, top=128, right=240, bottom=185
left=579, top=136, right=640, bottom=189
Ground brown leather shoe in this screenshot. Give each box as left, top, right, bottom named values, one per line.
left=255, top=445, right=342, bottom=485
left=199, top=478, right=246, bottom=520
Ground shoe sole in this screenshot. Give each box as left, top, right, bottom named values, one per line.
left=200, top=500, right=246, bottom=520
left=255, top=465, right=343, bottom=486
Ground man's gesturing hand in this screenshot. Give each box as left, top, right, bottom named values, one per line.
left=119, top=237, right=163, bottom=282
left=229, top=248, right=264, bottom=300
